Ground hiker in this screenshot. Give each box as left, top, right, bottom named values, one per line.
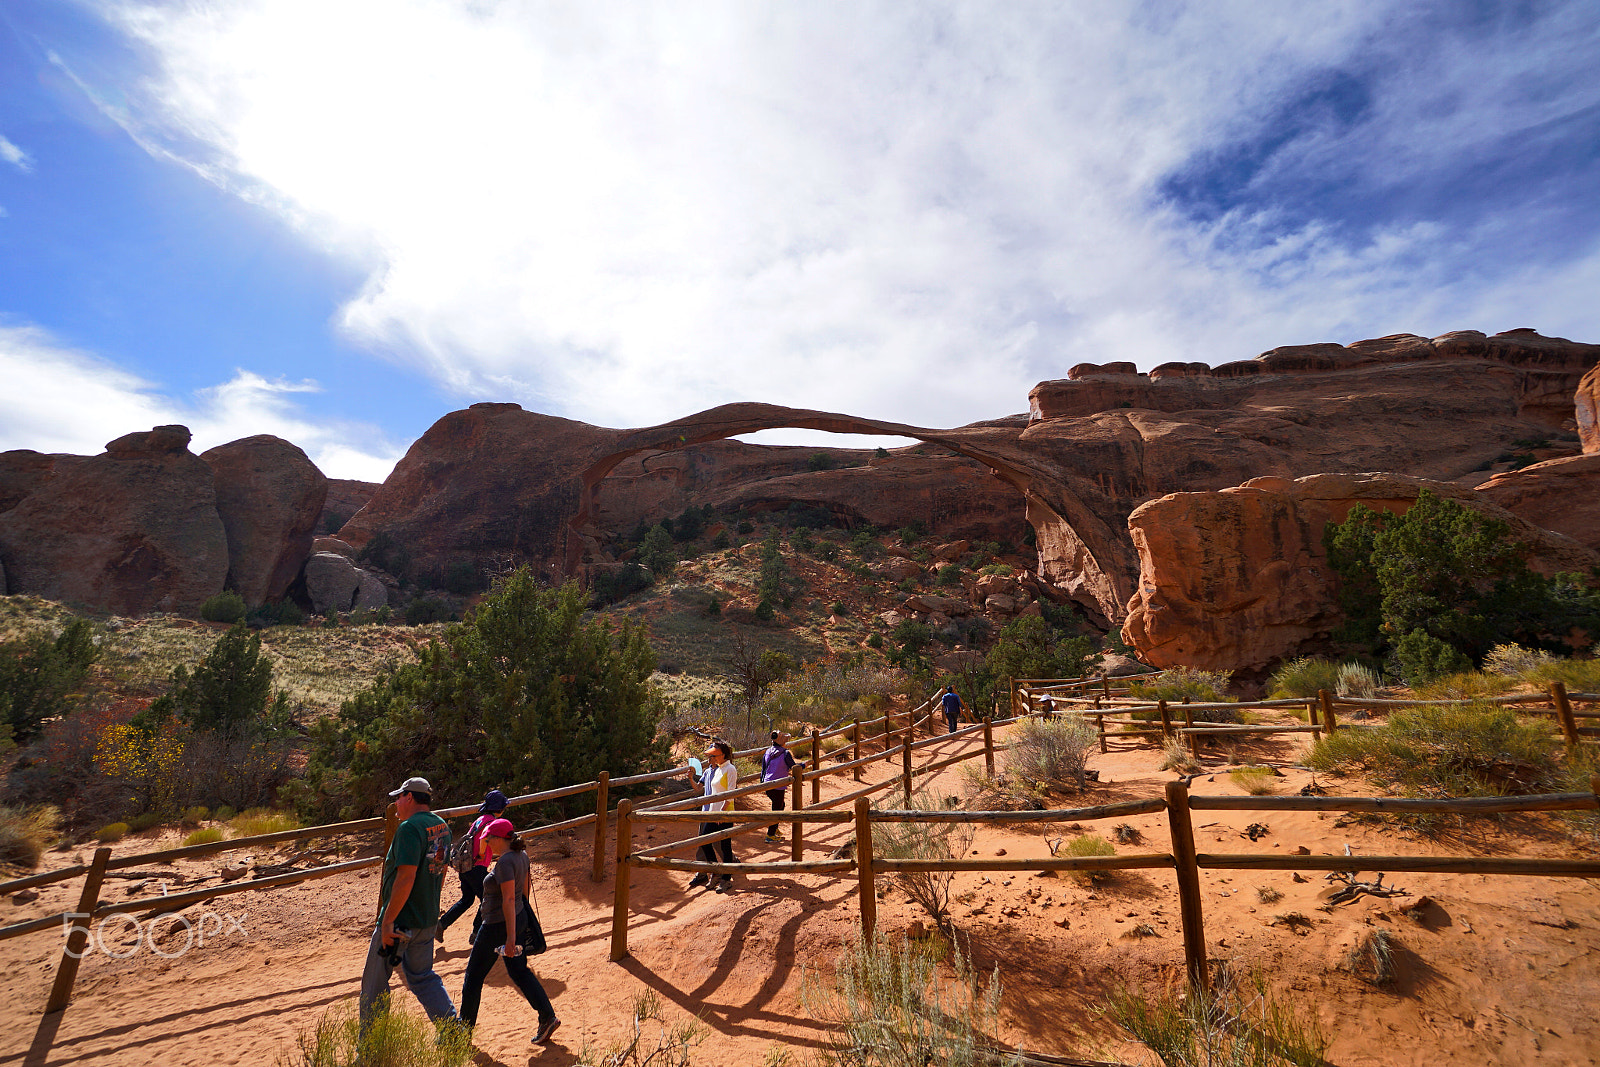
left=1039, top=693, right=1055, bottom=717
left=458, top=818, right=561, bottom=1046
left=761, top=731, right=798, bottom=843
left=689, top=740, right=737, bottom=893
left=438, top=788, right=507, bottom=944
left=941, top=685, right=964, bottom=733
left=360, top=776, right=458, bottom=1028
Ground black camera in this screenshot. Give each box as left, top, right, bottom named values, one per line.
left=379, top=926, right=414, bottom=967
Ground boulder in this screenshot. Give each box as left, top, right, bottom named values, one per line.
left=903, top=593, right=970, bottom=617
left=355, top=570, right=388, bottom=611
left=983, top=593, right=1018, bottom=615
left=878, top=611, right=906, bottom=628
left=200, top=435, right=328, bottom=605
left=304, top=552, right=363, bottom=615
left=312, top=536, right=358, bottom=558
left=1476, top=453, right=1600, bottom=552
left=884, top=557, right=923, bottom=582
left=1121, top=473, right=1600, bottom=672
left=320, top=477, right=381, bottom=537
left=0, top=426, right=227, bottom=615
left=931, top=541, right=971, bottom=562
left=1579, top=365, right=1599, bottom=454
left=975, top=573, right=1017, bottom=598
left=1098, top=653, right=1151, bottom=677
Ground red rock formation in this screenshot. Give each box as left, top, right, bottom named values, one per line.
left=1121, top=474, right=1600, bottom=671
left=1578, top=365, right=1599, bottom=454
left=0, top=426, right=228, bottom=614
left=1476, top=453, right=1600, bottom=553
left=322, top=478, right=379, bottom=535
left=200, top=435, right=328, bottom=605
left=0, top=451, right=87, bottom=514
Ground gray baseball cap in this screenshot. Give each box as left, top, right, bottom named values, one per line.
left=389, top=776, right=433, bottom=797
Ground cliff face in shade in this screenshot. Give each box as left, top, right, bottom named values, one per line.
left=1121, top=474, right=1600, bottom=673
left=0, top=427, right=229, bottom=614
left=1578, top=365, right=1600, bottom=454
left=1476, top=453, right=1600, bottom=554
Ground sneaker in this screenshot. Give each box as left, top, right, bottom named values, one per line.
left=533, top=1017, right=562, bottom=1045
left=688, top=874, right=710, bottom=889
left=764, top=833, right=780, bottom=843
left=714, top=878, right=732, bottom=894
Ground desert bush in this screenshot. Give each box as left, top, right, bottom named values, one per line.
left=1129, top=667, right=1234, bottom=704
left=181, top=805, right=210, bottom=825
left=147, top=623, right=291, bottom=735
left=1106, top=964, right=1327, bottom=1067
left=1061, top=833, right=1115, bottom=884
left=277, top=994, right=473, bottom=1067
left=1229, top=767, right=1278, bottom=796
left=1005, top=715, right=1098, bottom=792
left=1483, top=643, right=1555, bottom=676
left=0, top=618, right=100, bottom=745
left=574, top=991, right=704, bottom=1067
left=249, top=600, right=307, bottom=627
left=1306, top=703, right=1565, bottom=800
left=1519, top=656, right=1600, bottom=692
left=1269, top=655, right=1341, bottom=699
left=1395, top=629, right=1474, bottom=685
left=1411, top=671, right=1516, bottom=701
left=214, top=805, right=237, bottom=822
left=403, top=598, right=451, bottom=625
left=874, top=787, right=977, bottom=930
left=957, top=766, right=1040, bottom=810
left=95, top=720, right=186, bottom=815
left=95, top=822, right=129, bottom=843
left=200, top=592, right=248, bottom=624
left=231, top=807, right=299, bottom=838
left=127, top=812, right=165, bottom=832
left=1335, top=662, right=1382, bottom=698
left=183, top=826, right=224, bottom=846
left=1159, top=738, right=1200, bottom=774
left=1347, top=929, right=1399, bottom=986
left=757, top=662, right=901, bottom=728
left=296, top=573, right=668, bottom=821
left=802, top=933, right=1012, bottom=1067
left=0, top=804, right=59, bottom=866
left=1256, top=886, right=1283, bottom=904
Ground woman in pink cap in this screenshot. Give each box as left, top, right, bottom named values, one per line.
left=457, top=818, right=560, bottom=1046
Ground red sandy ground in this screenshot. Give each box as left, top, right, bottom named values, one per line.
left=1, top=720, right=1598, bottom=1067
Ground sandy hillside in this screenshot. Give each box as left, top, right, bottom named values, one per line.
left=2, top=719, right=1598, bottom=1067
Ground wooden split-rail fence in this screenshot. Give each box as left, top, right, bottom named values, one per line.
left=4, top=681, right=1596, bottom=1013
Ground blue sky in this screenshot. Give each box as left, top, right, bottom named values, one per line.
left=2, top=1, right=1597, bottom=481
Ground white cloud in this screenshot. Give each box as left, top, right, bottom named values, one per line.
left=95, top=1, right=1600, bottom=434
left=0, top=324, right=402, bottom=481
left=0, top=134, right=31, bottom=172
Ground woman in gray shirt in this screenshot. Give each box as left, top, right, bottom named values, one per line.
left=457, top=818, right=560, bottom=1045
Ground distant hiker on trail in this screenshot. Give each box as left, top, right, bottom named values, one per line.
left=438, top=788, right=507, bottom=944
left=689, top=740, right=737, bottom=894
left=458, top=818, right=561, bottom=1046
left=941, top=685, right=964, bottom=733
left=761, top=731, right=798, bottom=843
left=1039, top=693, right=1055, bottom=717
left=360, top=776, right=458, bottom=1029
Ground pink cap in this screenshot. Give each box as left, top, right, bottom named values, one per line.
left=483, top=817, right=515, bottom=838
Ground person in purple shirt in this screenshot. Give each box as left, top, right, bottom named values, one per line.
left=760, top=731, right=798, bottom=843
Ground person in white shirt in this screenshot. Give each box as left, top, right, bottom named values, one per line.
left=689, top=740, right=738, bottom=894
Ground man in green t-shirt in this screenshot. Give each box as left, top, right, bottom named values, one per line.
left=359, top=776, right=458, bottom=1027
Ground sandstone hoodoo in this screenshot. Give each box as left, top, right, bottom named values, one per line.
left=0, top=425, right=229, bottom=615
left=200, top=435, right=328, bottom=606
left=1120, top=473, right=1600, bottom=672
left=1578, top=363, right=1599, bottom=454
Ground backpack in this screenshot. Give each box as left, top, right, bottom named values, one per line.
left=451, top=816, right=486, bottom=874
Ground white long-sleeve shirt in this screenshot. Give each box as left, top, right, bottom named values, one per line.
left=700, top=760, right=737, bottom=813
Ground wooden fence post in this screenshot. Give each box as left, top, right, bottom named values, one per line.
left=609, top=800, right=633, bottom=962
left=379, top=801, right=398, bottom=904
left=1182, top=699, right=1199, bottom=759
left=901, top=730, right=914, bottom=807
left=1163, top=781, right=1208, bottom=992
left=1009, top=677, right=1016, bottom=717
left=790, top=764, right=805, bottom=862
left=591, top=772, right=609, bottom=883
left=983, top=716, right=995, bottom=778
left=1551, top=682, right=1579, bottom=747
left=1157, top=700, right=1172, bottom=742
left=45, top=846, right=111, bottom=1013
left=1096, top=712, right=1107, bottom=753
left=1318, top=690, right=1338, bottom=734
left=1309, top=699, right=1321, bottom=740
left=852, top=719, right=862, bottom=781
left=882, top=712, right=894, bottom=762
left=1102, top=675, right=1110, bottom=700
left=855, top=797, right=876, bottom=940
left=812, top=730, right=822, bottom=805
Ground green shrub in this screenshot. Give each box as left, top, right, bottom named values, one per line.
left=1520, top=657, right=1600, bottom=692
left=1268, top=657, right=1341, bottom=699
left=0, top=804, right=59, bottom=867
left=231, top=808, right=299, bottom=837
left=1306, top=703, right=1566, bottom=802
left=1412, top=671, right=1516, bottom=701
left=214, top=805, right=237, bottom=822
left=590, top=563, right=653, bottom=608
left=0, top=618, right=100, bottom=744
left=127, top=812, right=165, bottom=832
left=183, top=826, right=224, bottom=846
left=1107, top=965, right=1327, bottom=1067
left=830, top=601, right=847, bottom=616
left=95, top=822, right=129, bottom=843
left=935, top=566, right=961, bottom=587
left=1395, top=629, right=1473, bottom=685
left=638, top=525, right=677, bottom=578
left=807, top=452, right=836, bottom=472
left=1062, top=833, right=1115, bottom=884
left=322, top=609, right=342, bottom=629
left=201, top=591, right=248, bottom=624
left=753, top=599, right=777, bottom=622
left=802, top=933, right=1005, bottom=1067
left=404, top=598, right=451, bottom=625
left=1128, top=668, right=1236, bottom=718
left=295, top=573, right=667, bottom=821
left=711, top=529, right=731, bottom=550
left=147, top=623, right=291, bottom=735
left=978, top=563, right=1013, bottom=576
left=736, top=520, right=754, bottom=535
left=1229, top=767, right=1278, bottom=796
left=866, top=633, right=884, bottom=650
left=181, top=806, right=210, bottom=826
left=1335, top=662, right=1382, bottom=698
left=249, top=600, right=306, bottom=627
left=278, top=995, right=473, bottom=1067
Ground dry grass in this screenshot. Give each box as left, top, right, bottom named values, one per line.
left=1347, top=929, right=1399, bottom=986
left=1228, top=767, right=1279, bottom=796
left=230, top=808, right=299, bottom=838
left=183, top=827, right=225, bottom=846
left=0, top=804, right=60, bottom=867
